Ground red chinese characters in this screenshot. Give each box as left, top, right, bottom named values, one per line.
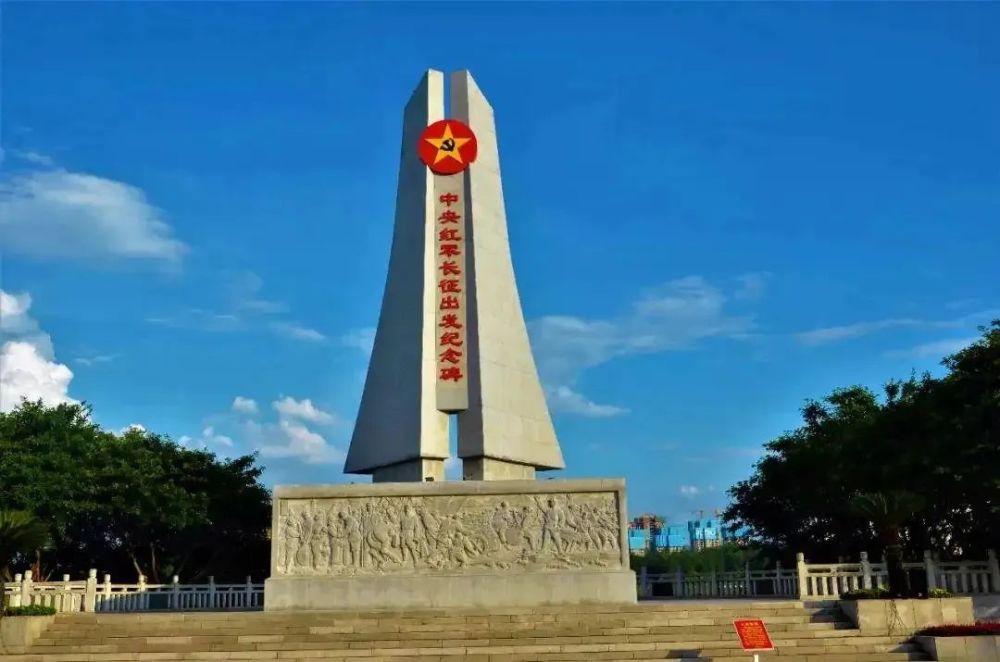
left=733, top=619, right=774, bottom=651
left=435, top=188, right=467, bottom=386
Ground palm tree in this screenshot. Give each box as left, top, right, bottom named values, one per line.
left=849, top=491, right=924, bottom=597
left=0, top=510, right=50, bottom=611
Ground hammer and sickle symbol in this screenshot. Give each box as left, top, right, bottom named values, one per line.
left=441, top=138, right=456, bottom=152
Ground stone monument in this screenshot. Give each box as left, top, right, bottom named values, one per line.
left=264, top=70, right=636, bottom=610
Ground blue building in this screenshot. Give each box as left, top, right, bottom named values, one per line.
left=628, top=515, right=743, bottom=554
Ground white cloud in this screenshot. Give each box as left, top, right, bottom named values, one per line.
left=444, top=456, right=461, bottom=479
left=12, top=150, right=55, bottom=167
left=546, top=385, right=628, bottom=418
left=0, top=169, right=186, bottom=265
left=180, top=425, right=234, bottom=449
left=795, top=310, right=998, bottom=347
left=118, top=423, right=146, bottom=435
left=0, top=290, right=75, bottom=413
left=532, top=276, right=752, bottom=382
left=0, top=341, right=76, bottom=413
left=75, top=354, right=117, bottom=367
left=679, top=485, right=700, bottom=498
left=272, top=396, right=336, bottom=425
left=884, top=337, right=978, bottom=360
left=258, top=420, right=344, bottom=465
left=232, top=396, right=259, bottom=415
left=1, top=291, right=54, bottom=357
left=530, top=275, right=753, bottom=417
left=146, top=308, right=244, bottom=333
left=225, top=271, right=286, bottom=315
left=341, top=327, right=376, bottom=355
left=733, top=272, right=771, bottom=302
left=795, top=318, right=926, bottom=346
left=270, top=321, right=327, bottom=343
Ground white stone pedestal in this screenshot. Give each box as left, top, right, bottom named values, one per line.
left=264, top=479, right=636, bottom=610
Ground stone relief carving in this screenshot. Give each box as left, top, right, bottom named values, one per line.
left=274, top=492, right=622, bottom=576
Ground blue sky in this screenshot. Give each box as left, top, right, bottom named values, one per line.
left=2, top=3, right=998, bottom=523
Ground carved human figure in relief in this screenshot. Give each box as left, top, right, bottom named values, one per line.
left=310, top=509, right=330, bottom=570
left=280, top=510, right=304, bottom=573
left=597, top=506, right=619, bottom=550
left=362, top=502, right=400, bottom=568
left=339, top=509, right=362, bottom=568
left=539, top=497, right=567, bottom=553
left=491, top=501, right=512, bottom=548
left=325, top=508, right=343, bottom=567
left=399, top=504, right=426, bottom=566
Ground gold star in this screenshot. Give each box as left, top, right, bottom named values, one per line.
left=424, top=123, right=471, bottom=165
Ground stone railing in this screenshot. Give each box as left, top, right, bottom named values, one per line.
left=638, top=564, right=797, bottom=599
left=638, top=550, right=1000, bottom=601
left=795, top=550, right=1000, bottom=600
left=2, top=570, right=263, bottom=613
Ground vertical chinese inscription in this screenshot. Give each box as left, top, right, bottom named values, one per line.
left=434, top=173, right=468, bottom=412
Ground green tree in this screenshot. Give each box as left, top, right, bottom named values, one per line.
left=0, top=510, right=50, bottom=610
left=631, top=544, right=769, bottom=574
left=0, top=400, right=271, bottom=582
left=0, top=510, right=49, bottom=579
left=849, top=491, right=924, bottom=596
left=725, top=320, right=1000, bottom=561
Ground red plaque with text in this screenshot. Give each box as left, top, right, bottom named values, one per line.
left=733, top=619, right=774, bottom=651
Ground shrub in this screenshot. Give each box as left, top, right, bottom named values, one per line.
left=918, top=621, right=1000, bottom=637
left=840, top=587, right=891, bottom=600
left=3, top=605, right=57, bottom=617
left=927, top=588, right=953, bottom=598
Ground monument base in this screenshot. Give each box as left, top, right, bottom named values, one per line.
left=265, top=569, right=636, bottom=610
left=265, top=478, right=636, bottom=611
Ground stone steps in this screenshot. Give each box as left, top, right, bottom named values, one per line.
left=36, top=624, right=846, bottom=638
left=24, top=631, right=919, bottom=649
left=0, top=601, right=933, bottom=662
left=0, top=651, right=934, bottom=662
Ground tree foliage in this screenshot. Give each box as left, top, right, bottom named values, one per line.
left=631, top=544, right=770, bottom=574
left=725, top=320, right=1000, bottom=561
left=0, top=401, right=271, bottom=582
left=0, top=510, right=50, bottom=581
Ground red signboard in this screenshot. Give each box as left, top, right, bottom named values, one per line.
left=733, top=619, right=774, bottom=651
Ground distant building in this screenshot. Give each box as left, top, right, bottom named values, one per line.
left=627, top=516, right=745, bottom=554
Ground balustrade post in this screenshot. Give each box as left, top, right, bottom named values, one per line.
left=103, top=574, right=112, bottom=612
left=10, top=573, right=23, bottom=608
left=137, top=574, right=147, bottom=611
left=744, top=562, right=753, bottom=597
left=638, top=566, right=649, bottom=599
left=987, top=550, right=1000, bottom=594
left=860, top=552, right=872, bottom=590
left=710, top=569, right=717, bottom=597
left=21, top=570, right=33, bottom=607
left=773, top=561, right=782, bottom=595
left=84, top=569, right=97, bottom=612
left=923, top=550, right=937, bottom=592
left=171, top=575, right=180, bottom=610
left=245, top=576, right=253, bottom=608
left=674, top=567, right=684, bottom=598
left=208, top=576, right=216, bottom=610
left=60, top=574, right=71, bottom=612
left=795, top=553, right=807, bottom=600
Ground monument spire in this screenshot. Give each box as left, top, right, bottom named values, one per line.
left=344, top=69, right=564, bottom=482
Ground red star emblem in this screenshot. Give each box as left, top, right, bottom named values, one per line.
left=418, top=120, right=478, bottom=175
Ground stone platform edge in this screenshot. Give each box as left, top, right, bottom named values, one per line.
left=264, top=568, right=637, bottom=610
left=273, top=477, right=626, bottom=499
